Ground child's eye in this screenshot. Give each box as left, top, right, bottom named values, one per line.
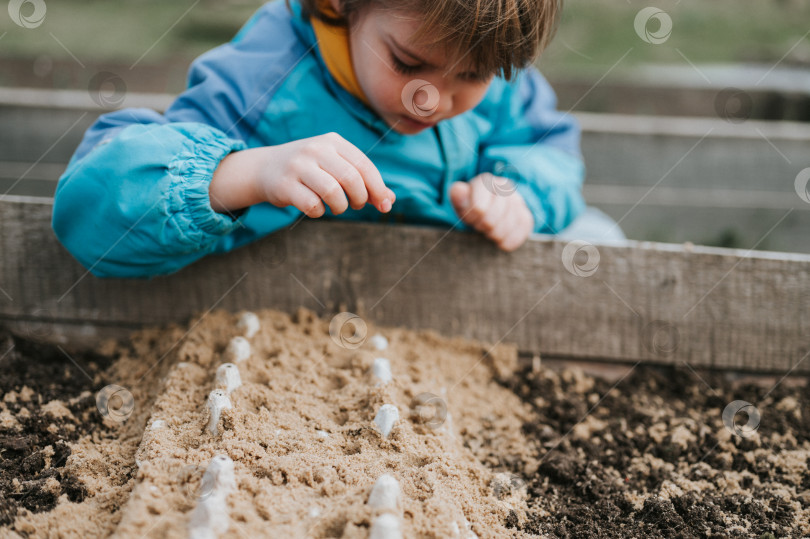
left=390, top=53, right=421, bottom=75
left=459, top=71, right=491, bottom=83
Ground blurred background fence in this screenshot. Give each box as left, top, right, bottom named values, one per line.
left=1, top=0, right=809, bottom=252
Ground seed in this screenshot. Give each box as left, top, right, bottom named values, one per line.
left=236, top=311, right=261, bottom=339
left=215, top=363, right=242, bottom=394
left=207, top=390, right=232, bottom=436
left=369, top=513, right=402, bottom=539
left=368, top=474, right=400, bottom=510
left=188, top=455, right=235, bottom=539
left=369, top=334, right=388, bottom=351
left=225, top=337, right=251, bottom=363
left=374, top=404, right=399, bottom=438
left=372, top=358, right=393, bottom=385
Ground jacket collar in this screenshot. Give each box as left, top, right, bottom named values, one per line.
left=309, top=0, right=370, bottom=106
left=288, top=0, right=399, bottom=138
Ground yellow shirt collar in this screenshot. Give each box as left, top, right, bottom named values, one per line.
left=310, top=2, right=370, bottom=106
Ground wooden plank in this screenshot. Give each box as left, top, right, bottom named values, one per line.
left=587, top=203, right=810, bottom=254
left=1, top=197, right=809, bottom=374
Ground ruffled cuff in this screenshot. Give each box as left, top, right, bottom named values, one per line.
left=166, top=124, right=248, bottom=247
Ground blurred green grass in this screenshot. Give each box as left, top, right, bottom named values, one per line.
left=539, top=0, right=810, bottom=76
left=0, top=0, right=808, bottom=73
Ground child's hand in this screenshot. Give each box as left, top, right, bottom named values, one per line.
left=210, top=133, right=395, bottom=217
left=449, top=174, right=534, bottom=252
left=257, top=133, right=395, bottom=217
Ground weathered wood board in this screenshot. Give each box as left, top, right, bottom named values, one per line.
left=1, top=196, right=808, bottom=374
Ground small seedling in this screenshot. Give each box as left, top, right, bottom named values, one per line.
left=369, top=333, right=389, bottom=351
left=374, top=404, right=399, bottom=438
left=215, top=363, right=242, bottom=394
left=225, top=337, right=251, bottom=363
left=372, top=358, right=393, bottom=385
left=207, top=390, right=232, bottom=436
left=368, top=474, right=400, bottom=510
left=188, top=455, right=236, bottom=539
left=369, top=513, right=402, bottom=539
left=236, top=311, right=260, bottom=339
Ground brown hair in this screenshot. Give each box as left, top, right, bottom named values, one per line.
left=296, top=0, right=562, bottom=80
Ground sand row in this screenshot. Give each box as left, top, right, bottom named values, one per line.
left=51, top=308, right=538, bottom=538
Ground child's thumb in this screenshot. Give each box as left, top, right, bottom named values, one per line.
left=449, top=181, right=471, bottom=215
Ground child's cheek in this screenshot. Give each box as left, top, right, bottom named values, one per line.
left=370, top=72, right=404, bottom=117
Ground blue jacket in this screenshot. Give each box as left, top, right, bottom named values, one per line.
left=52, top=0, right=586, bottom=279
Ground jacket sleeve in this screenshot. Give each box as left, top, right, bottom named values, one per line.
left=52, top=3, right=299, bottom=279
left=476, top=67, right=586, bottom=235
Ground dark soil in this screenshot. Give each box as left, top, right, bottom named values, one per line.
left=500, top=364, right=810, bottom=538
left=0, top=331, right=115, bottom=527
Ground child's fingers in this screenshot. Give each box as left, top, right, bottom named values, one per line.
left=487, top=204, right=517, bottom=242
left=332, top=135, right=395, bottom=212
left=498, top=226, right=528, bottom=252
left=464, top=180, right=506, bottom=231
left=286, top=182, right=326, bottom=218
left=302, top=166, right=353, bottom=215
left=459, top=181, right=493, bottom=228
left=496, top=204, right=534, bottom=251
left=317, top=150, right=369, bottom=210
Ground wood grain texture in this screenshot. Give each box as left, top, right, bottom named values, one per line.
left=1, top=197, right=809, bottom=374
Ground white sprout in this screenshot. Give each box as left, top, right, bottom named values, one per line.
left=372, top=358, right=393, bottom=385
left=207, top=390, right=232, bottom=436
left=215, top=363, right=242, bottom=394
left=369, top=333, right=389, bottom=351
left=369, top=513, right=402, bottom=539
left=374, top=404, right=399, bottom=438
left=236, top=311, right=261, bottom=339
left=368, top=474, right=400, bottom=511
left=188, top=455, right=236, bottom=539
left=225, top=337, right=251, bottom=363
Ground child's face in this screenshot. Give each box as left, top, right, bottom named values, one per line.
left=337, top=2, right=494, bottom=134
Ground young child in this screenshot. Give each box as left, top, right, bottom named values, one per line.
left=53, top=0, right=611, bottom=279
